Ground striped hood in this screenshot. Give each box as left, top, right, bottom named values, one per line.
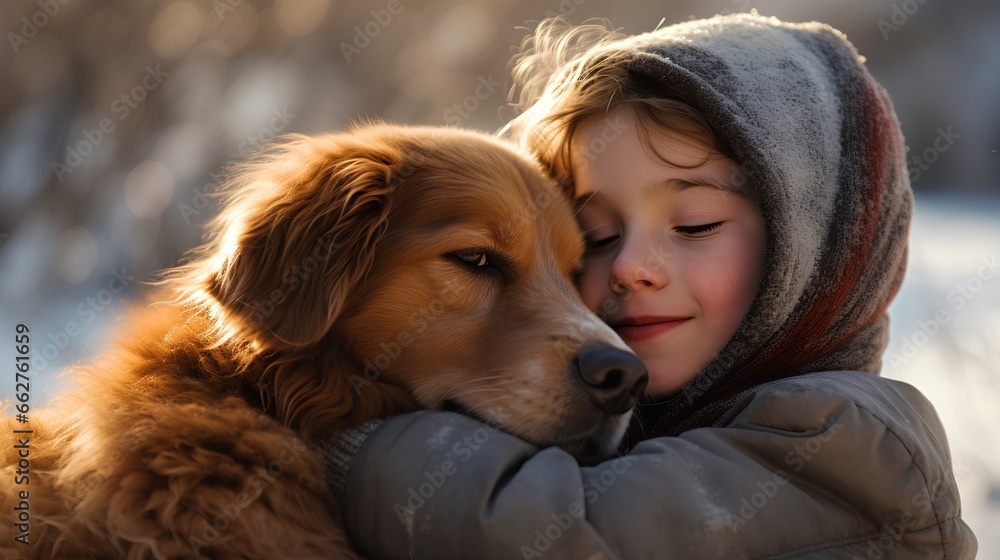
left=611, top=14, right=913, bottom=438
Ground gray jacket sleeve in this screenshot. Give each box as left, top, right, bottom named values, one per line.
left=341, top=372, right=976, bottom=559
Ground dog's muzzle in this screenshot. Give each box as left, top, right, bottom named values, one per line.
left=571, top=342, right=648, bottom=415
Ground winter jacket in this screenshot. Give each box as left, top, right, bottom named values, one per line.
left=326, top=13, right=978, bottom=559
left=341, top=371, right=974, bottom=559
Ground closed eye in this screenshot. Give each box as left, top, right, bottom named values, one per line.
left=584, top=235, right=619, bottom=252
left=675, top=222, right=723, bottom=237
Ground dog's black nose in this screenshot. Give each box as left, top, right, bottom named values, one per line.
left=572, top=342, right=648, bottom=415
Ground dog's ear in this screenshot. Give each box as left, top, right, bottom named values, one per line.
left=199, top=134, right=395, bottom=349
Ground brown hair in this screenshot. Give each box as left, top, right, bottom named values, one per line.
left=500, top=17, right=736, bottom=194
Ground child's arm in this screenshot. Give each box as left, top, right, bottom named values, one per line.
left=334, top=372, right=975, bottom=559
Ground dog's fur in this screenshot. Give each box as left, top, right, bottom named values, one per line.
left=1, top=124, right=638, bottom=559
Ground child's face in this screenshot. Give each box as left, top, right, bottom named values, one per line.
left=570, top=107, right=766, bottom=397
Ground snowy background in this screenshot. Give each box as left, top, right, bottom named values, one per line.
left=886, top=194, right=1000, bottom=555
left=1, top=0, right=997, bottom=555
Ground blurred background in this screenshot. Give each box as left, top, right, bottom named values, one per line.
left=1, top=0, right=997, bottom=554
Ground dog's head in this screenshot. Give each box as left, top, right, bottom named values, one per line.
left=176, top=124, right=647, bottom=461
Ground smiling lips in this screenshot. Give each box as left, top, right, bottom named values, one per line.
left=610, top=315, right=690, bottom=341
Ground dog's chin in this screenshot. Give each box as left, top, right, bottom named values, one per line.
left=440, top=399, right=481, bottom=420
left=553, top=413, right=632, bottom=466
left=440, top=399, right=632, bottom=466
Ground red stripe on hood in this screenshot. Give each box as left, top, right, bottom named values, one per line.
left=727, top=80, right=892, bottom=395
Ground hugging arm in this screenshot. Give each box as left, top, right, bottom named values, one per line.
left=337, top=373, right=969, bottom=559
left=341, top=410, right=791, bottom=559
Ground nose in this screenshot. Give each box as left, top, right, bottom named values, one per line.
left=572, top=342, right=648, bottom=415
left=609, top=239, right=669, bottom=293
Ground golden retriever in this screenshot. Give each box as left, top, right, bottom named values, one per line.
left=0, top=124, right=647, bottom=559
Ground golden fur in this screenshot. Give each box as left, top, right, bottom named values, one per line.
left=1, top=124, right=640, bottom=559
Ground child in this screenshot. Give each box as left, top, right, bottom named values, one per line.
left=324, top=13, right=977, bottom=558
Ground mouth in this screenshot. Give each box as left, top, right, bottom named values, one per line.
left=610, top=316, right=690, bottom=342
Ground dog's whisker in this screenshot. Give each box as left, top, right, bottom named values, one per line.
left=453, top=387, right=507, bottom=395
left=461, top=394, right=516, bottom=409
left=447, top=374, right=515, bottom=390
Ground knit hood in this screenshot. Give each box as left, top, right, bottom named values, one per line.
left=513, top=13, right=914, bottom=439
left=623, top=14, right=913, bottom=437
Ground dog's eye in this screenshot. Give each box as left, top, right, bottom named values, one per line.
left=453, top=249, right=490, bottom=268
left=450, top=248, right=511, bottom=280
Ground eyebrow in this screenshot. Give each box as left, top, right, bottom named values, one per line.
left=574, top=177, right=748, bottom=209
left=650, top=176, right=747, bottom=197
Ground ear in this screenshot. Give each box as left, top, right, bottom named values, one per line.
left=203, top=135, right=395, bottom=349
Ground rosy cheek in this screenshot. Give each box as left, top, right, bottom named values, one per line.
left=721, top=246, right=761, bottom=323
left=692, top=247, right=745, bottom=322
left=726, top=257, right=753, bottom=304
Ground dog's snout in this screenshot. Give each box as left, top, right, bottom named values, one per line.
left=572, top=342, right=648, bottom=415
